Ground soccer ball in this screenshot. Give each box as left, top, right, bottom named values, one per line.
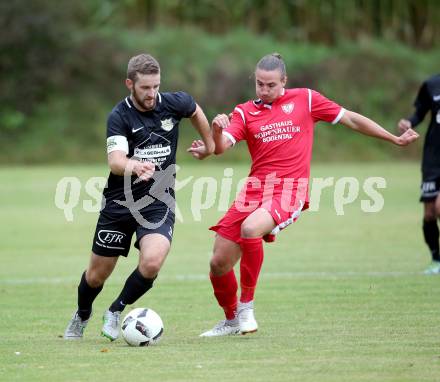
left=121, top=307, right=164, bottom=346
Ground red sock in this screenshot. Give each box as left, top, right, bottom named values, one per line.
left=209, top=270, right=238, bottom=320
left=239, top=237, right=264, bottom=303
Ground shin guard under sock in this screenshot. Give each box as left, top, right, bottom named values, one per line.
left=77, top=271, right=103, bottom=320
left=423, top=219, right=440, bottom=261
left=109, top=268, right=156, bottom=313
left=210, top=270, right=238, bottom=320
left=239, top=237, right=264, bottom=303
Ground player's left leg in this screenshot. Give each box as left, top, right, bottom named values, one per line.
left=240, top=208, right=276, bottom=301
left=107, top=233, right=169, bottom=312
left=238, top=208, right=276, bottom=334
left=102, top=233, right=171, bottom=341
left=425, top=194, right=440, bottom=274
left=420, top=179, right=440, bottom=274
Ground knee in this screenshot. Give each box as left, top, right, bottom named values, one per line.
left=209, top=254, right=230, bottom=276
left=138, top=257, right=162, bottom=278
left=424, top=210, right=437, bottom=221
left=241, top=221, right=258, bottom=238
left=424, top=201, right=437, bottom=221
left=86, top=269, right=107, bottom=288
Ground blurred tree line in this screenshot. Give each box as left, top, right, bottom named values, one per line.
left=125, top=0, right=439, bottom=48
left=0, top=0, right=439, bottom=163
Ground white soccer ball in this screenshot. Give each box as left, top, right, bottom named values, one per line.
left=121, top=308, right=164, bottom=347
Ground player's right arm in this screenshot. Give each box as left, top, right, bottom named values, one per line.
left=106, top=110, right=154, bottom=181
left=108, top=151, right=155, bottom=182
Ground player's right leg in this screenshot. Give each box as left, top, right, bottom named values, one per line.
left=65, top=211, right=134, bottom=340
left=64, top=253, right=118, bottom=339
left=200, top=234, right=242, bottom=337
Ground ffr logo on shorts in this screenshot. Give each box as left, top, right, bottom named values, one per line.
left=97, top=230, right=126, bottom=249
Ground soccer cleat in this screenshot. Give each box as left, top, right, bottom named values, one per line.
left=64, top=311, right=90, bottom=340
left=238, top=301, right=258, bottom=334
left=423, top=260, right=440, bottom=275
left=199, top=319, right=240, bottom=337
left=101, top=310, right=121, bottom=341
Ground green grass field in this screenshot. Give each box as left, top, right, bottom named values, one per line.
left=1, top=162, right=439, bottom=382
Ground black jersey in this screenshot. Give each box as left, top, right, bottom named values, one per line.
left=103, top=91, right=196, bottom=214
left=410, top=74, right=440, bottom=180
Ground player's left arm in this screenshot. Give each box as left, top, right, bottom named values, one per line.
left=187, top=104, right=215, bottom=160
left=397, top=82, right=430, bottom=133
left=340, top=110, right=419, bottom=146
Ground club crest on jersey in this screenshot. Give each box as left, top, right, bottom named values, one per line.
left=160, top=118, right=174, bottom=132
left=281, top=103, right=294, bottom=114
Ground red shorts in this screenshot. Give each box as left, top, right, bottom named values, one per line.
left=210, top=192, right=308, bottom=244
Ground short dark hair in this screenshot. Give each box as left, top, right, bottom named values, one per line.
left=256, top=53, right=286, bottom=80
left=127, top=54, right=160, bottom=82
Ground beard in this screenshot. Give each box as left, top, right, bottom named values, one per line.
left=132, top=88, right=156, bottom=111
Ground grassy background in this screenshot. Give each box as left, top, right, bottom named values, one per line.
left=1, top=162, right=439, bottom=382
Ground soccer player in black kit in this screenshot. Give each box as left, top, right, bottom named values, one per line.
left=398, top=74, right=440, bottom=275
left=64, top=54, right=215, bottom=340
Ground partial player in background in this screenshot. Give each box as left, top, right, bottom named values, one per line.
left=398, top=74, right=440, bottom=274
left=64, top=53, right=214, bottom=341
left=195, top=53, right=419, bottom=337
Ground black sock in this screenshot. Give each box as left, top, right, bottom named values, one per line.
left=423, top=219, right=440, bottom=261
left=77, top=271, right=103, bottom=320
left=109, top=268, right=156, bottom=313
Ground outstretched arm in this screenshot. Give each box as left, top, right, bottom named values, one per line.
left=187, top=104, right=215, bottom=160
left=340, top=110, right=419, bottom=146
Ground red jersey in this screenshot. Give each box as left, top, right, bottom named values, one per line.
left=223, top=88, right=345, bottom=208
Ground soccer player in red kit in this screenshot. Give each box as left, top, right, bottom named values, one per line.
left=188, top=53, right=419, bottom=337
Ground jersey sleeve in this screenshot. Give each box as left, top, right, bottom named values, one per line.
left=409, top=82, right=430, bottom=127
left=106, top=110, right=129, bottom=154
left=168, top=91, right=197, bottom=118
left=310, top=89, right=345, bottom=124
left=222, top=106, right=247, bottom=145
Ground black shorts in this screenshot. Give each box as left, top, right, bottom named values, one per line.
left=420, top=177, right=440, bottom=202
left=91, top=207, right=175, bottom=257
